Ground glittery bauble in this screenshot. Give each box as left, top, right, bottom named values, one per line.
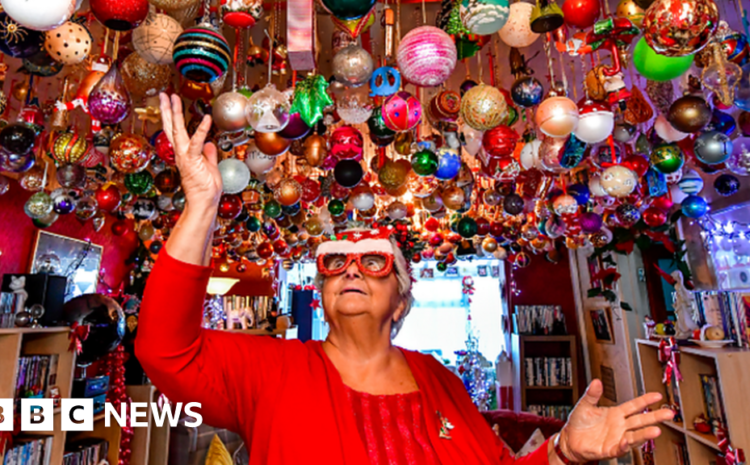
left=396, top=26, right=456, bottom=87
left=412, top=150, right=439, bottom=176
left=378, top=159, right=410, bottom=190
left=246, top=84, right=290, bottom=133
left=24, top=191, right=53, bottom=219
left=499, top=2, right=540, bottom=47
left=255, top=131, right=291, bottom=156
left=49, top=131, right=91, bottom=165
left=218, top=194, right=243, bottom=219
left=124, top=170, right=154, bottom=195
left=0, top=123, right=36, bottom=156
left=332, top=44, right=374, bottom=87
left=56, top=163, right=86, bottom=188
left=408, top=173, right=439, bottom=198
left=382, top=91, right=422, bottom=132
left=44, top=21, right=92, bottom=65
left=173, top=24, right=231, bottom=83
left=536, top=96, right=579, bottom=138
left=642, top=0, right=718, bottom=57
left=334, top=159, right=363, bottom=188
left=330, top=125, right=364, bottom=160
left=667, top=95, right=711, bottom=133
left=650, top=143, right=684, bottom=174
left=727, top=137, right=750, bottom=175
left=274, top=178, right=303, bottom=206
left=212, top=91, right=249, bottom=132
left=461, top=84, right=507, bottom=131
left=714, top=173, right=740, bottom=196
left=0, top=13, right=44, bottom=58
left=483, top=125, right=519, bottom=158
left=694, top=131, right=733, bottom=165
left=132, top=13, right=183, bottom=65
left=435, top=148, right=461, bottom=180
left=91, top=0, right=148, bottom=30
left=0, top=0, right=75, bottom=31
left=88, top=65, right=131, bottom=125
left=681, top=194, right=708, bottom=218
left=109, top=133, right=152, bottom=174
left=615, top=203, right=641, bottom=228
left=601, top=165, right=637, bottom=198
left=121, top=52, right=172, bottom=98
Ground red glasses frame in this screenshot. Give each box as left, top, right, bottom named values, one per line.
left=316, top=252, right=395, bottom=278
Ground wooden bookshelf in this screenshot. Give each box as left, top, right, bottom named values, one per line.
left=636, top=339, right=750, bottom=464
left=511, top=334, right=580, bottom=416
left=0, top=328, right=167, bottom=465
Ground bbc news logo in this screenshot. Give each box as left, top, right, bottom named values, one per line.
left=0, top=399, right=203, bottom=431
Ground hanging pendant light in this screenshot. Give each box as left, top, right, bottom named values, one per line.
left=530, top=0, right=565, bottom=33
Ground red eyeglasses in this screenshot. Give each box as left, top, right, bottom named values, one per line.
left=316, top=252, right=395, bottom=278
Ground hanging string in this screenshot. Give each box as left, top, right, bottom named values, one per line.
left=421, top=0, right=427, bottom=25
left=265, top=29, right=274, bottom=86
left=569, top=60, right=577, bottom=101
left=558, top=50, right=568, bottom=95
left=543, top=34, right=556, bottom=88
left=112, top=31, right=121, bottom=62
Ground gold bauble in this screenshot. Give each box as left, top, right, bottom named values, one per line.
left=274, top=178, right=303, bottom=206
left=304, top=215, right=324, bottom=236
left=441, top=185, right=465, bottom=210
left=421, top=189, right=444, bottom=212
left=255, top=131, right=291, bottom=156
left=121, top=52, right=173, bottom=98
left=378, top=159, right=410, bottom=190
left=12, top=81, right=29, bottom=102
left=394, top=131, right=414, bottom=155
left=303, top=135, right=326, bottom=166
left=482, top=236, right=498, bottom=253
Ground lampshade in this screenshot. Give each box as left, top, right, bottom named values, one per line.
left=207, top=277, right=240, bottom=295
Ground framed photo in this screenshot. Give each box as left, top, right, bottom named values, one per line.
left=589, top=306, right=615, bottom=344
left=491, top=266, right=500, bottom=278
left=587, top=255, right=602, bottom=289
left=29, top=231, right=103, bottom=302
left=420, top=268, right=433, bottom=279
left=477, top=265, right=488, bottom=277
left=445, top=267, right=458, bottom=277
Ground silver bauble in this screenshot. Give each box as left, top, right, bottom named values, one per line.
left=218, top=157, right=251, bottom=194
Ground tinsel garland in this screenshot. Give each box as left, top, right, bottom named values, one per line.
left=103, top=346, right=133, bottom=465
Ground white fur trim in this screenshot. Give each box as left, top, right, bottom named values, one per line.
left=316, top=238, right=395, bottom=256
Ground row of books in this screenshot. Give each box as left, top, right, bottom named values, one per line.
left=513, top=306, right=567, bottom=335
left=63, top=438, right=109, bottom=465
left=700, top=374, right=727, bottom=436
left=15, top=355, right=59, bottom=399
left=671, top=440, right=689, bottom=465
left=524, top=357, right=573, bottom=387
left=693, top=291, right=750, bottom=347
left=527, top=404, right=573, bottom=421
left=2, top=437, right=53, bottom=465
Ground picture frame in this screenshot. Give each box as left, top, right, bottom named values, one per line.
left=420, top=268, right=433, bottom=279
left=491, top=266, right=500, bottom=278
left=29, top=231, right=104, bottom=302
left=477, top=265, right=488, bottom=277
left=589, top=306, right=615, bottom=344
left=587, top=254, right=602, bottom=289
left=445, top=267, right=459, bottom=277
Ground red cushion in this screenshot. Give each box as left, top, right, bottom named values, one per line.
left=481, top=410, right=565, bottom=452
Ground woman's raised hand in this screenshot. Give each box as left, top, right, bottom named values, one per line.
left=557, top=379, right=674, bottom=462
left=159, top=93, right=223, bottom=209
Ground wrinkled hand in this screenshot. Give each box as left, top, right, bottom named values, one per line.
left=558, top=379, right=674, bottom=462
left=159, top=93, right=222, bottom=208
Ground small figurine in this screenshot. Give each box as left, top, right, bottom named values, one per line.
left=643, top=315, right=656, bottom=339
left=693, top=414, right=711, bottom=434
left=670, top=270, right=700, bottom=340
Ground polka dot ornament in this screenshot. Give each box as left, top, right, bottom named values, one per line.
left=44, top=21, right=92, bottom=65
left=173, top=24, right=230, bottom=83
left=132, top=13, right=183, bottom=65
left=396, top=26, right=457, bottom=87
left=460, top=84, right=507, bottom=131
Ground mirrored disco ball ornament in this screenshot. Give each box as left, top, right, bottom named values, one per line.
left=173, top=24, right=230, bottom=83
left=132, top=13, right=183, bottom=65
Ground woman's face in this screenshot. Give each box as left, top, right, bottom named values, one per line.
left=321, top=260, right=405, bottom=331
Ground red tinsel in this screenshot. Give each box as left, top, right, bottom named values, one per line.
left=103, top=346, right=133, bottom=465
left=717, top=428, right=744, bottom=465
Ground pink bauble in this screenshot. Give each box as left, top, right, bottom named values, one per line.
left=396, top=26, right=457, bottom=87
left=383, top=91, right=422, bottom=132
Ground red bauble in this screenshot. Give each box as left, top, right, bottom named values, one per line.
left=489, top=221, right=504, bottom=238
left=329, top=126, right=364, bottom=160
left=272, top=239, right=289, bottom=256
left=429, top=233, right=443, bottom=246
left=330, top=182, right=351, bottom=199
left=154, top=131, right=175, bottom=165
left=643, top=207, right=668, bottom=227
left=412, top=253, right=422, bottom=263
left=481, top=156, right=521, bottom=182
left=96, top=184, right=122, bottom=212
left=424, top=217, right=440, bottom=232
left=111, top=219, right=130, bottom=236
left=561, top=0, right=600, bottom=29
left=623, top=155, right=650, bottom=177
left=90, top=0, right=149, bottom=31
left=482, top=126, right=519, bottom=158
left=218, top=194, right=243, bottom=220
left=299, top=178, right=321, bottom=202
left=476, top=217, right=490, bottom=236
left=651, top=195, right=674, bottom=211
left=154, top=169, right=181, bottom=194
left=257, top=241, right=274, bottom=259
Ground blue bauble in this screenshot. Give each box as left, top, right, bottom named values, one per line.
left=567, top=184, right=590, bottom=205
left=682, top=195, right=709, bottom=218
left=510, top=76, right=544, bottom=108
left=714, top=174, right=741, bottom=197
left=707, top=109, right=736, bottom=136
left=434, top=148, right=461, bottom=180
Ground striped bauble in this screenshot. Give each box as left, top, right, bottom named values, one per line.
left=396, top=26, right=456, bottom=88
left=173, top=24, right=230, bottom=83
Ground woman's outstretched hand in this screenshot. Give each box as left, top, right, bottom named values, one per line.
left=159, top=93, right=222, bottom=209
left=557, top=379, right=674, bottom=462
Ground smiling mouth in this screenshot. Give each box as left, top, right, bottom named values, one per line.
left=341, top=289, right=366, bottom=295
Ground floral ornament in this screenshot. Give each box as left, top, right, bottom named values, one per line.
left=289, top=74, right=333, bottom=127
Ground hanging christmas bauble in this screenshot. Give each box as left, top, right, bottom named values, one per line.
left=440, top=185, right=465, bottom=211
left=24, top=191, right=53, bottom=219
left=654, top=114, right=689, bottom=143
left=616, top=0, right=645, bottom=26
left=48, top=131, right=90, bottom=165
left=575, top=101, right=614, bottom=144
left=218, top=194, right=243, bottom=219
left=518, top=139, right=542, bottom=170
left=124, top=171, right=154, bottom=195
left=378, top=159, right=410, bottom=191
left=694, top=130, right=732, bottom=165
left=483, top=126, right=519, bottom=158
left=330, top=125, right=364, bottom=160
left=152, top=131, right=175, bottom=165
left=321, top=0, right=375, bottom=20
left=246, top=84, right=291, bottom=133
left=43, top=21, right=93, bottom=66
left=455, top=216, right=477, bottom=238
left=273, top=178, right=302, bottom=207
left=578, top=211, right=603, bottom=233
left=19, top=165, right=46, bottom=192
left=332, top=44, right=374, bottom=87
left=411, top=150, right=439, bottom=176
left=96, top=183, right=122, bottom=212
left=667, top=95, right=711, bottom=133
left=302, top=134, right=327, bottom=167
left=615, top=203, right=641, bottom=228
left=396, top=26, right=456, bottom=87
left=460, top=0, right=511, bottom=35
left=52, top=189, right=76, bottom=214
left=601, top=165, right=637, bottom=197
left=552, top=194, right=578, bottom=216
left=714, top=173, right=740, bottom=196
left=707, top=109, right=736, bottom=136
left=510, top=76, right=544, bottom=108
left=727, top=137, right=750, bottom=175
left=216, top=158, right=249, bottom=195
left=255, top=131, right=290, bottom=156
left=0, top=150, right=34, bottom=173
left=382, top=91, right=422, bottom=132
left=56, top=163, right=86, bottom=188
left=91, top=0, right=148, bottom=30
left=222, top=0, right=263, bottom=28
left=642, top=0, right=718, bottom=57
left=0, top=123, right=36, bottom=156
left=132, top=13, right=183, bottom=65
left=212, top=91, right=250, bottom=132
left=88, top=65, right=131, bottom=125
left=0, top=13, right=44, bottom=58
left=536, top=95, right=579, bottom=138
left=367, top=106, right=396, bottom=141
left=434, top=148, right=461, bottom=180
left=279, top=113, right=312, bottom=140
left=109, top=133, right=152, bottom=174
left=632, top=37, right=693, bottom=82
left=121, top=52, right=172, bottom=98
left=461, top=84, right=506, bottom=131
left=348, top=184, right=373, bottom=211
left=681, top=194, right=708, bottom=218
left=498, top=2, right=540, bottom=47
left=562, top=0, right=600, bottom=28
left=334, top=159, right=363, bottom=188
left=132, top=198, right=157, bottom=220
left=0, top=0, right=75, bottom=31
left=650, top=143, right=684, bottom=174
left=503, top=193, right=525, bottom=215
left=173, top=24, right=230, bottom=83
left=641, top=206, right=667, bottom=227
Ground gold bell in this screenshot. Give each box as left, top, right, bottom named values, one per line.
left=530, top=0, right=565, bottom=33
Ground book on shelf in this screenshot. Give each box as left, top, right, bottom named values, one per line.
left=526, top=404, right=572, bottom=421
left=3, top=436, right=53, bottom=465
left=700, top=374, right=727, bottom=435
left=14, top=354, right=59, bottom=400
left=671, top=440, right=689, bottom=465
left=64, top=438, right=109, bottom=465
left=524, top=357, right=572, bottom=387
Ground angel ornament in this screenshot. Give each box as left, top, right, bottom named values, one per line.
left=671, top=270, right=700, bottom=339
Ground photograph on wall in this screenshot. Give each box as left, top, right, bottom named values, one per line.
left=590, top=307, right=615, bottom=344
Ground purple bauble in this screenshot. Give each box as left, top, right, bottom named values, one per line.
left=460, top=79, right=478, bottom=96
left=0, top=150, right=35, bottom=173
left=579, top=211, right=603, bottom=233
left=88, top=65, right=131, bottom=125
left=278, top=113, right=311, bottom=140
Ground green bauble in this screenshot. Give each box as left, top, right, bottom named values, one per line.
left=436, top=261, right=448, bottom=272
left=457, top=216, right=478, bottom=238
left=328, top=199, right=345, bottom=216
left=368, top=106, right=396, bottom=138
left=633, top=38, right=694, bottom=82
left=650, top=144, right=684, bottom=174
left=264, top=200, right=283, bottom=219
left=246, top=215, right=262, bottom=232
left=411, top=150, right=439, bottom=176
left=124, top=171, right=154, bottom=195
left=321, top=0, right=376, bottom=20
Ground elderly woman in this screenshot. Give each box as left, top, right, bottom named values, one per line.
left=136, top=94, right=673, bottom=465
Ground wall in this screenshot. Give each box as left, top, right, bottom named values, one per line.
left=0, top=180, right=139, bottom=292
